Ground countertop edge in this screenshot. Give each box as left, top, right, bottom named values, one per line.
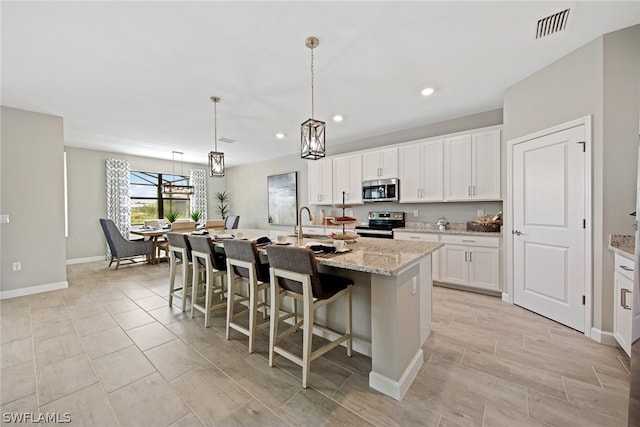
left=608, top=244, right=634, bottom=260
left=395, top=227, right=502, bottom=237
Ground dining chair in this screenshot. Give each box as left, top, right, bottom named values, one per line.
left=224, top=215, right=240, bottom=230
left=223, top=239, right=270, bottom=353
left=99, top=218, right=154, bottom=270
left=167, top=232, right=193, bottom=312
left=187, top=235, right=228, bottom=327
left=265, top=244, right=353, bottom=388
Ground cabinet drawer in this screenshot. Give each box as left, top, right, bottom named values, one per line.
left=615, top=254, right=635, bottom=280
left=394, top=232, right=439, bottom=242
left=440, top=234, right=500, bottom=248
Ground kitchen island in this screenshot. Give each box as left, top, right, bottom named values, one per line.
left=230, top=229, right=441, bottom=400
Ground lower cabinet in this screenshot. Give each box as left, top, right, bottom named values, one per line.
left=439, top=234, right=501, bottom=292
left=393, top=231, right=439, bottom=280
left=614, top=254, right=634, bottom=356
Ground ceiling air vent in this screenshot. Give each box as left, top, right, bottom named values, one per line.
left=218, top=137, right=235, bottom=144
left=535, top=8, right=570, bottom=39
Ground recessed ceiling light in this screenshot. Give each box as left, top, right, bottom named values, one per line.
left=333, top=115, right=343, bottom=123
left=421, top=87, right=435, bottom=96
left=275, top=132, right=285, bottom=139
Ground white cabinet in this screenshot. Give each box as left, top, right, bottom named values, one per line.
left=394, top=231, right=439, bottom=280
left=614, top=254, right=634, bottom=356
left=399, top=139, right=443, bottom=202
left=439, top=234, right=501, bottom=291
left=333, top=154, right=363, bottom=205
left=444, top=127, right=501, bottom=201
left=308, top=159, right=333, bottom=205
left=363, top=148, right=398, bottom=180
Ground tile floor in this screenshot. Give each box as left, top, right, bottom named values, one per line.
left=0, top=260, right=631, bottom=426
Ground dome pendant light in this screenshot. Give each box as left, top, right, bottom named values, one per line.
left=208, top=96, right=225, bottom=177
left=301, top=36, right=326, bottom=160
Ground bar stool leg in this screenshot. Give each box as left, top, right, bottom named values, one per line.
left=225, top=273, right=236, bottom=340
left=191, top=261, right=200, bottom=319
left=301, top=290, right=314, bottom=389
left=346, top=287, right=352, bottom=357
left=204, top=267, right=213, bottom=328
left=168, top=251, right=176, bottom=307
left=248, top=269, right=257, bottom=353
left=268, top=286, right=280, bottom=367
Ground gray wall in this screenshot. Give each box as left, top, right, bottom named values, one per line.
left=503, top=24, right=640, bottom=334
left=65, top=146, right=227, bottom=261
left=1, top=107, right=67, bottom=292
left=226, top=109, right=504, bottom=233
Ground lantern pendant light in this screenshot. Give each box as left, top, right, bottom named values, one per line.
left=301, top=36, right=326, bottom=160
left=208, top=96, right=225, bottom=177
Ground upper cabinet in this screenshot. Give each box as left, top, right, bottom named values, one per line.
left=333, top=154, right=363, bottom=205
left=363, top=147, right=398, bottom=180
left=308, top=158, right=333, bottom=205
left=399, top=139, right=443, bottom=203
left=444, top=127, right=501, bottom=201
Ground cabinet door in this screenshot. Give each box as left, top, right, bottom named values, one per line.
left=421, top=139, right=443, bottom=201
left=614, top=271, right=633, bottom=356
left=308, top=159, right=332, bottom=205
left=362, top=151, right=382, bottom=180
left=394, top=231, right=439, bottom=280
left=467, top=246, right=500, bottom=291
left=444, top=134, right=472, bottom=201
left=399, top=143, right=423, bottom=202
left=333, top=154, right=362, bottom=204
left=439, top=244, right=467, bottom=286
left=472, top=129, right=501, bottom=200
left=378, top=147, right=398, bottom=179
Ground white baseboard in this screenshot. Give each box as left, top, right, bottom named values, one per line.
left=0, top=281, right=68, bottom=300
left=369, top=349, right=424, bottom=401
left=502, top=292, right=511, bottom=303
left=590, top=327, right=618, bottom=346
left=66, top=256, right=107, bottom=265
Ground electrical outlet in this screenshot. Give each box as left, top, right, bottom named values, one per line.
left=12, top=262, right=21, bottom=271
left=0, top=214, right=9, bottom=224
left=412, top=277, right=417, bottom=295
left=413, top=210, right=419, bottom=217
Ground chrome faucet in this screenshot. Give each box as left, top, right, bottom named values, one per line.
left=297, top=206, right=312, bottom=243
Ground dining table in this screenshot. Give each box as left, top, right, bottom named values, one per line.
left=130, top=227, right=169, bottom=264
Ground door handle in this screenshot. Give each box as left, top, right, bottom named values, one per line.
left=621, top=288, right=632, bottom=310
left=512, top=230, right=527, bottom=236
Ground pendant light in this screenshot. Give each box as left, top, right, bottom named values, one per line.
left=208, top=96, right=225, bottom=177
left=301, top=36, right=325, bottom=160
left=163, top=151, right=193, bottom=194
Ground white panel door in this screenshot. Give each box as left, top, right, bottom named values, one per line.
left=512, top=125, right=586, bottom=331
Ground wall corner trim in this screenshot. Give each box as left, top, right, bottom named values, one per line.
left=590, top=327, right=618, bottom=346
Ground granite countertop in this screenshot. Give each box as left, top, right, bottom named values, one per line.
left=397, top=222, right=503, bottom=237
left=223, top=229, right=441, bottom=277
left=609, top=234, right=635, bottom=260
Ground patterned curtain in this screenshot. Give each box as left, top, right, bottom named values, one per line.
left=190, top=169, right=207, bottom=223
left=106, top=159, right=131, bottom=256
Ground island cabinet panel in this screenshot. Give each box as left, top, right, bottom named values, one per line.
left=333, top=154, right=363, bottom=204
left=443, top=127, right=501, bottom=201
left=308, top=158, right=333, bottom=205
left=399, top=139, right=443, bottom=202
left=394, top=231, right=440, bottom=280
left=439, top=234, right=501, bottom=292
left=363, top=147, right=398, bottom=180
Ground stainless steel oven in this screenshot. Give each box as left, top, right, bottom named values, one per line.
left=362, top=178, right=399, bottom=202
left=355, top=211, right=405, bottom=239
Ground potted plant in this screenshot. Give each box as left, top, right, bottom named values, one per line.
left=165, top=211, right=179, bottom=223
left=190, top=211, right=202, bottom=224
left=215, top=191, right=230, bottom=219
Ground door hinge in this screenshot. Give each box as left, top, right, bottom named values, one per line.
left=583, top=219, right=586, bottom=229
left=577, top=141, right=586, bottom=152
left=582, top=295, right=585, bottom=305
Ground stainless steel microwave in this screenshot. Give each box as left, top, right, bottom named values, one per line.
left=362, top=179, right=399, bottom=202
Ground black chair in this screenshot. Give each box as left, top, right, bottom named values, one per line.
left=265, top=244, right=353, bottom=388
left=99, top=218, right=154, bottom=270
left=167, top=232, right=193, bottom=312
left=225, top=215, right=240, bottom=230
left=223, top=239, right=270, bottom=353
left=187, top=235, right=228, bottom=327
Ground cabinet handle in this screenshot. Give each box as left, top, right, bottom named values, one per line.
left=417, top=189, right=420, bottom=198
left=421, top=189, right=424, bottom=198
left=410, top=236, right=420, bottom=239
left=469, top=251, right=473, bottom=262
left=621, top=288, right=632, bottom=310
left=462, top=239, right=475, bottom=243
left=621, top=265, right=634, bottom=272
left=464, top=251, right=468, bottom=262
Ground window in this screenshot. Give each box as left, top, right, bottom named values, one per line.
left=130, top=171, right=191, bottom=225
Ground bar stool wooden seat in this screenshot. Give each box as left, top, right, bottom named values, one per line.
left=265, top=245, right=353, bottom=388
left=187, top=235, right=227, bottom=327
left=167, top=232, right=193, bottom=312
left=223, top=239, right=270, bottom=353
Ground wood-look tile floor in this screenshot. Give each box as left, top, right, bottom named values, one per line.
left=0, top=261, right=630, bottom=426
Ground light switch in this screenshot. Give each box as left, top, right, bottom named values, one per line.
left=0, top=214, right=9, bottom=224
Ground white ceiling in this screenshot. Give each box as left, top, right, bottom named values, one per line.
left=2, top=1, right=639, bottom=167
